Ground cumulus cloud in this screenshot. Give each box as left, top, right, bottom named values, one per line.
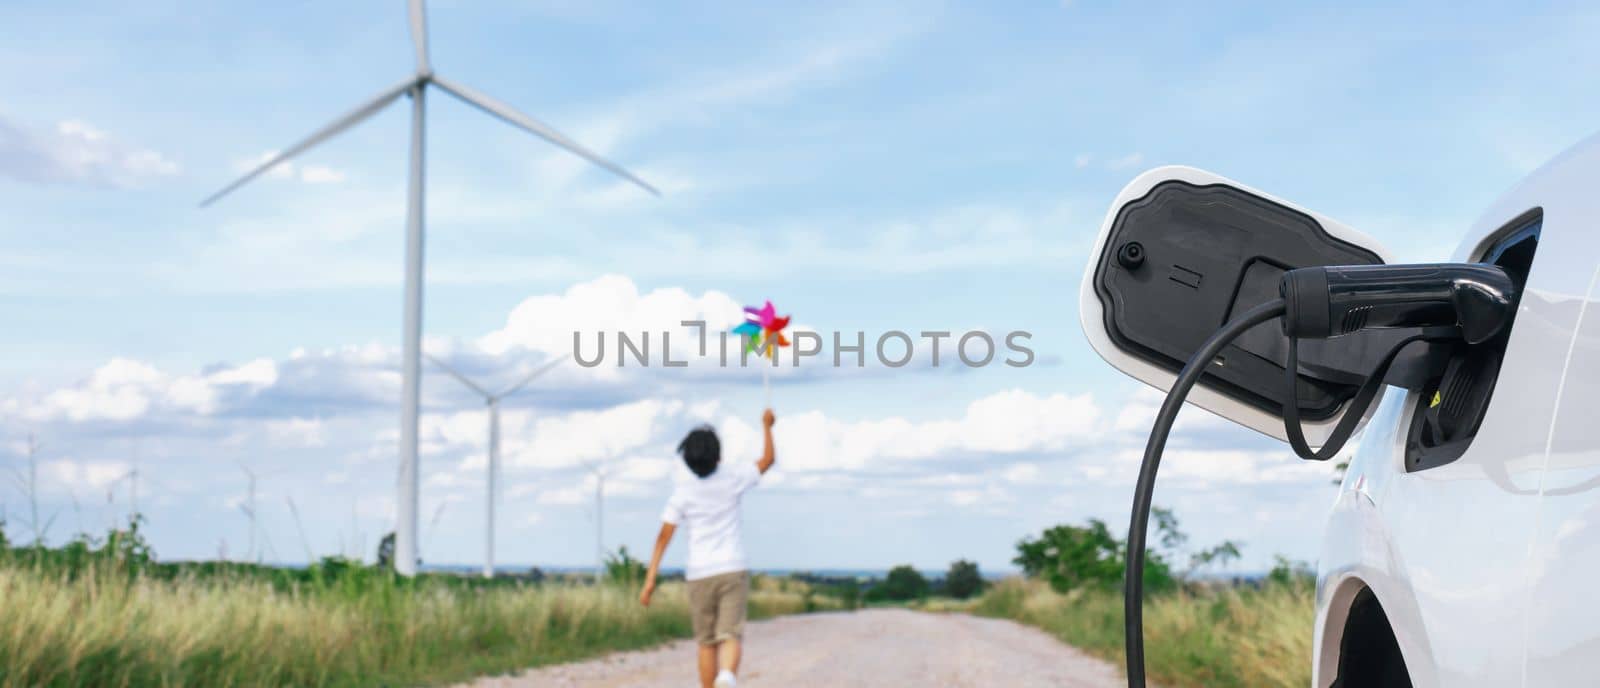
left=41, top=458, right=133, bottom=494
left=3, top=274, right=1313, bottom=506
left=0, top=114, right=179, bottom=188
left=230, top=151, right=347, bottom=185
left=0, top=273, right=1340, bottom=569
left=479, top=274, right=744, bottom=358
left=298, top=165, right=346, bottom=184
left=708, top=388, right=1102, bottom=474
left=1105, top=152, right=1145, bottom=170
left=11, top=345, right=403, bottom=426
left=19, top=357, right=277, bottom=423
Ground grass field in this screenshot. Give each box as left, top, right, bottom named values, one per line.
left=964, top=578, right=1315, bottom=687
left=0, top=534, right=838, bottom=688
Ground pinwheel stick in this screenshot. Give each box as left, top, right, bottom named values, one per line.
left=763, top=364, right=772, bottom=409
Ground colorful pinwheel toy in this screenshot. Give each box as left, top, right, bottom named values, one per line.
left=733, top=300, right=791, bottom=407
left=733, top=300, right=791, bottom=359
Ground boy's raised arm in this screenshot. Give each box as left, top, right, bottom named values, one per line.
left=638, top=521, right=676, bottom=607
left=756, top=408, right=777, bottom=475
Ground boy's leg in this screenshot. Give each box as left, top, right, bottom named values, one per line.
left=688, top=576, right=720, bottom=688
left=698, top=645, right=717, bottom=688
left=718, top=638, right=742, bottom=673
left=712, top=572, right=750, bottom=676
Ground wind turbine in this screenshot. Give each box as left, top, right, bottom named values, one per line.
left=423, top=501, right=448, bottom=558
left=588, top=461, right=608, bottom=583
left=426, top=355, right=563, bottom=578
left=285, top=496, right=316, bottom=564
left=106, top=466, right=139, bottom=526
left=237, top=462, right=259, bottom=562
left=201, top=0, right=657, bottom=576
left=234, top=462, right=286, bottom=563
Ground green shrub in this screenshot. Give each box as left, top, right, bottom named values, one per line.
left=1012, top=507, right=1235, bottom=594
left=972, top=578, right=1314, bottom=688
left=943, top=559, right=985, bottom=599
left=866, top=565, right=928, bottom=602
left=1266, top=555, right=1314, bottom=588
left=604, top=546, right=647, bottom=587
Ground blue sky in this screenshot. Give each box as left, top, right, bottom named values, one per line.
left=3, top=0, right=1599, bottom=573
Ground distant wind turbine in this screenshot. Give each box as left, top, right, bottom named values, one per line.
left=234, top=462, right=286, bottom=564
left=423, top=501, right=448, bottom=557
left=109, top=440, right=141, bottom=526
left=237, top=462, right=259, bottom=562
left=106, top=466, right=139, bottom=526
left=9, top=433, right=58, bottom=544
left=201, top=0, right=657, bottom=576
left=286, top=496, right=316, bottom=564
left=588, top=461, right=609, bottom=583
left=426, top=355, right=563, bottom=578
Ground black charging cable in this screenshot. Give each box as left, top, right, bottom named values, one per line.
left=1282, top=333, right=1431, bottom=461
left=1125, top=313, right=1456, bottom=688
left=1124, top=298, right=1285, bottom=688
left=1123, top=303, right=1437, bottom=687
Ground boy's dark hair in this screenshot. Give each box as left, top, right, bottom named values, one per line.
left=678, top=425, right=721, bottom=478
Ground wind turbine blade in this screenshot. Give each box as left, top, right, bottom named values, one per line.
left=497, top=357, right=565, bottom=399
left=430, top=75, right=659, bottom=196
left=199, top=78, right=416, bottom=207
left=409, top=0, right=430, bottom=74
left=425, top=353, right=493, bottom=398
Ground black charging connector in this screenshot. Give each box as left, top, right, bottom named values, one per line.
left=1280, top=264, right=1515, bottom=344
left=1278, top=264, right=1515, bottom=462
left=1122, top=263, right=1517, bottom=688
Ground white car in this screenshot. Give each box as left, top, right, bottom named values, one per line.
left=1080, top=134, right=1598, bottom=687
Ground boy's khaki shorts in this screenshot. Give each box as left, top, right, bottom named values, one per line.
left=685, top=570, right=749, bottom=645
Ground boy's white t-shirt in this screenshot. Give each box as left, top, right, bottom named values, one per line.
left=661, top=460, right=762, bottom=581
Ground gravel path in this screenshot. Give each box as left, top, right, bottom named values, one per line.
left=460, top=608, right=1124, bottom=688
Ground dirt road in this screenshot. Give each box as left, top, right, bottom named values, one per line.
left=462, top=608, right=1123, bottom=687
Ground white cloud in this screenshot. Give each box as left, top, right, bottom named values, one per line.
left=265, top=417, right=327, bottom=448
left=422, top=399, right=684, bottom=473
left=479, top=274, right=745, bottom=358
left=233, top=150, right=294, bottom=179
left=1002, top=462, right=1041, bottom=483
left=41, top=458, right=133, bottom=495
left=1109, top=447, right=1326, bottom=486
left=1105, top=152, right=1145, bottom=170
left=0, top=114, right=179, bottom=188
left=5, top=275, right=959, bottom=429
left=19, top=357, right=279, bottom=423
left=532, top=469, right=656, bottom=506
left=298, top=165, right=346, bottom=184
left=396, top=385, right=1116, bottom=512
left=230, top=151, right=345, bottom=185
left=1112, top=385, right=1232, bottom=434
left=712, top=388, right=1102, bottom=474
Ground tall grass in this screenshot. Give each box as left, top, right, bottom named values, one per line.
left=970, top=578, right=1314, bottom=687
left=0, top=552, right=827, bottom=687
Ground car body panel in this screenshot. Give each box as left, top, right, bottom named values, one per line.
left=1316, top=132, right=1600, bottom=687
left=1523, top=263, right=1600, bottom=685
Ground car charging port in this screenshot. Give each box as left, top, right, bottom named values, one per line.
left=1405, top=212, right=1540, bottom=472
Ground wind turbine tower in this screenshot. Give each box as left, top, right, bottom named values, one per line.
left=589, top=461, right=608, bottom=583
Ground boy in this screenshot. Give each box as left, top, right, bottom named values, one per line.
left=639, top=408, right=776, bottom=688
